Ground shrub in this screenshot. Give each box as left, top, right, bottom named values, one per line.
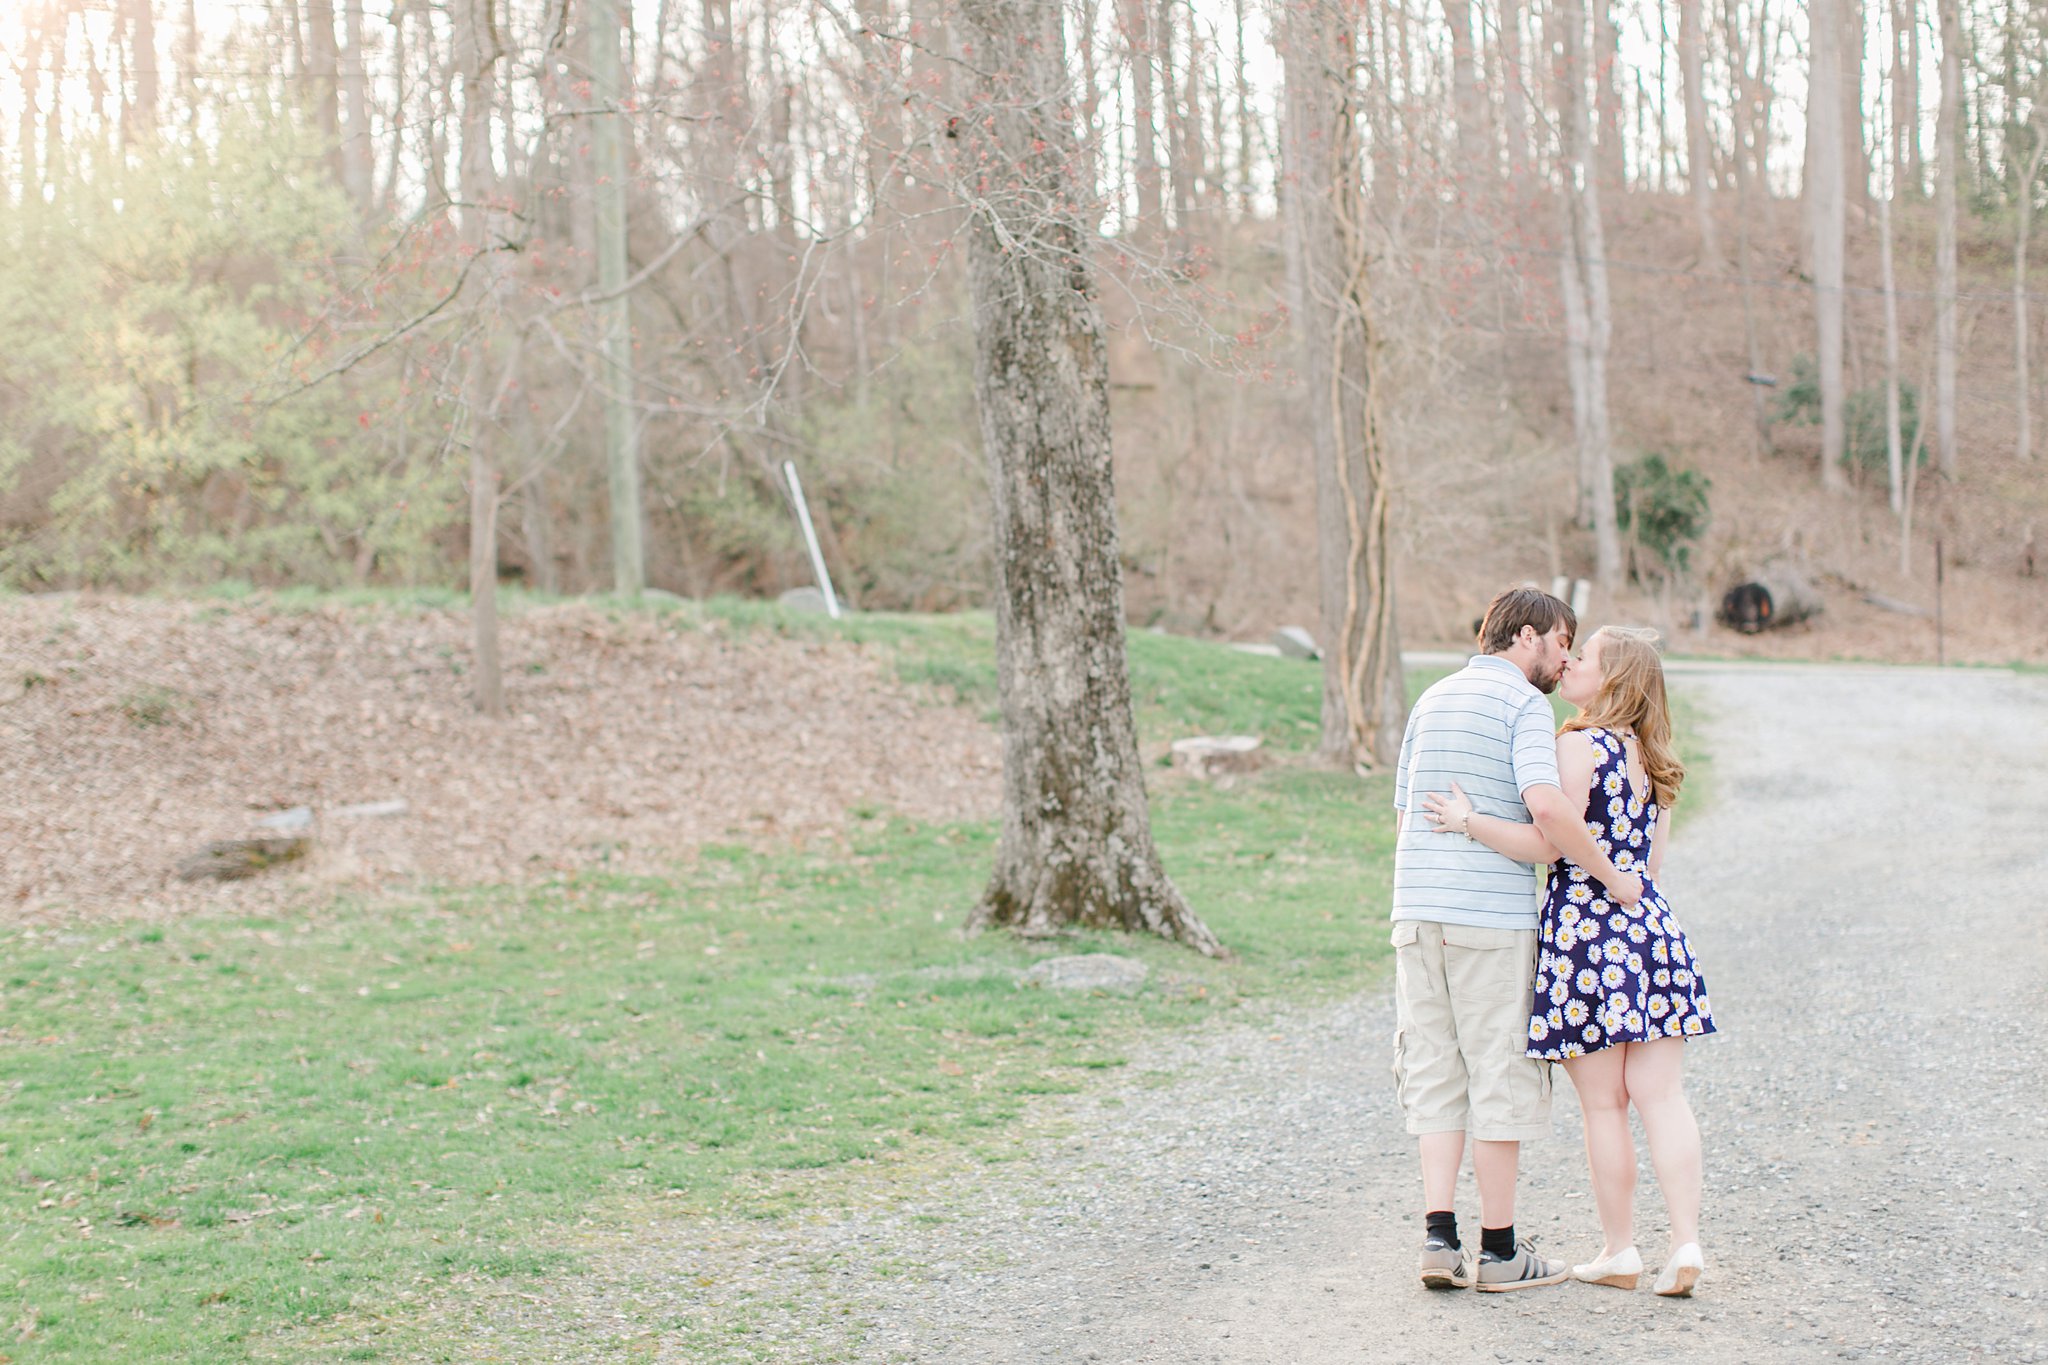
left=1614, top=452, right=1711, bottom=582
left=1772, top=353, right=1927, bottom=475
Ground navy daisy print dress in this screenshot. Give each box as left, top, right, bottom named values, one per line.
left=1526, top=727, right=1717, bottom=1060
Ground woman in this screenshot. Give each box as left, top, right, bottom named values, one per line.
left=1421, top=625, right=1715, bottom=1298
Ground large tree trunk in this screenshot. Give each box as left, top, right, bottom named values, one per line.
left=2017, top=131, right=2045, bottom=464
left=1901, top=0, right=1923, bottom=193
left=1678, top=0, right=1719, bottom=262
left=1233, top=0, right=1255, bottom=216
left=1555, top=0, right=1623, bottom=588
left=341, top=0, right=374, bottom=213
left=1122, top=0, right=1162, bottom=224
left=1934, top=0, right=1960, bottom=474
left=1280, top=0, right=1406, bottom=768
left=1809, top=0, right=1849, bottom=491
left=589, top=0, right=646, bottom=593
left=1593, top=0, right=1626, bottom=190
left=181, top=0, right=200, bottom=130
left=951, top=0, right=1218, bottom=955
left=1441, top=0, right=1486, bottom=184
left=126, top=0, right=159, bottom=145
left=1881, top=169, right=1905, bottom=512
left=18, top=18, right=40, bottom=196
left=1844, top=0, right=1867, bottom=207
left=459, top=0, right=504, bottom=717
left=1499, top=0, right=1532, bottom=179
left=1892, top=0, right=1912, bottom=194
left=306, top=0, right=344, bottom=183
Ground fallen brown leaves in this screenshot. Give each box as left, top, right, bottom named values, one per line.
left=0, top=595, right=1000, bottom=920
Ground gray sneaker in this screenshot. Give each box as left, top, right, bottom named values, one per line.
left=1475, top=1238, right=1571, bottom=1292
left=1419, top=1237, right=1475, bottom=1290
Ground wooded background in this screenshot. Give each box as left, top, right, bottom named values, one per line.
left=2, top=0, right=2043, bottom=656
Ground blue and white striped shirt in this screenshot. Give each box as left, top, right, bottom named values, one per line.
left=1391, top=654, right=1562, bottom=930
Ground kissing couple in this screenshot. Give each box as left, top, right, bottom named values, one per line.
left=1388, top=586, right=1717, bottom=1295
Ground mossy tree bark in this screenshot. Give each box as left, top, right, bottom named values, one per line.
left=951, top=0, right=1221, bottom=956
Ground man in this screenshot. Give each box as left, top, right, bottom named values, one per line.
left=1390, top=586, right=1644, bottom=1291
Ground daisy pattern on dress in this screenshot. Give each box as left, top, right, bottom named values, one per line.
left=1522, top=725, right=1718, bottom=1060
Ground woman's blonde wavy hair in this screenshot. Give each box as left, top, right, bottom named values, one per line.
left=1560, top=626, right=1686, bottom=808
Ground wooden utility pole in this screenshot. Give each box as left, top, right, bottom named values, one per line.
left=588, top=0, right=645, bottom=594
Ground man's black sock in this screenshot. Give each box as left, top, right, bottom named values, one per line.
left=1424, top=1211, right=1459, bottom=1248
left=1480, top=1224, right=1516, bottom=1259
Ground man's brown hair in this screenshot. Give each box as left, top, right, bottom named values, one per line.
left=1478, top=586, right=1577, bottom=655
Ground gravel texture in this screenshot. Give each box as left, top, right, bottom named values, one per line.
left=377, top=661, right=2048, bottom=1363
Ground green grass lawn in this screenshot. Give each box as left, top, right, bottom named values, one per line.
left=1, top=603, right=1438, bottom=1362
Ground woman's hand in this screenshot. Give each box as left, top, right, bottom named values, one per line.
left=1420, top=781, right=1476, bottom=837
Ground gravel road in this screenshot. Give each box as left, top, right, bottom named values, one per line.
left=756, top=661, right=2048, bottom=1365
left=460, top=662, right=2048, bottom=1363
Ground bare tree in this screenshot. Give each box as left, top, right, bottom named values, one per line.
left=1895, top=0, right=1922, bottom=193
left=1279, top=0, right=1407, bottom=768
left=1844, top=0, right=1867, bottom=206
left=1810, top=0, right=1849, bottom=490
left=306, top=0, right=344, bottom=183
left=2017, top=114, right=2046, bottom=464
left=589, top=0, right=646, bottom=592
left=1122, top=0, right=1164, bottom=223
left=1498, top=0, right=1532, bottom=177
left=1593, top=0, right=1625, bottom=189
left=1554, top=0, right=1623, bottom=589
left=951, top=0, right=1220, bottom=953
left=16, top=9, right=42, bottom=196
left=341, top=0, right=374, bottom=214
left=458, top=0, right=506, bottom=717
left=1935, top=0, right=1960, bottom=474
left=1723, top=0, right=1773, bottom=452
left=1881, top=155, right=1904, bottom=510
left=125, top=0, right=160, bottom=146
left=1442, top=0, right=1487, bottom=184
left=1678, top=0, right=1720, bottom=261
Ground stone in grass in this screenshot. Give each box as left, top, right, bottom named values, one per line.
left=332, top=799, right=408, bottom=820
left=777, top=586, right=833, bottom=614
left=176, top=837, right=310, bottom=883
left=1170, top=735, right=1265, bottom=780
left=255, top=805, right=314, bottom=833
left=1272, top=625, right=1321, bottom=660
left=1022, top=954, right=1149, bottom=996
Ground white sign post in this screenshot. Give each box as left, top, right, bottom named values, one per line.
left=782, top=460, right=842, bottom=620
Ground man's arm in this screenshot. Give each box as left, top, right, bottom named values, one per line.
left=1526, top=781, right=1644, bottom=905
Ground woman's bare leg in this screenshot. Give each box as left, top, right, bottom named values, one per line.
left=1562, top=1047, right=1636, bottom=1255
left=1622, top=1038, right=1702, bottom=1247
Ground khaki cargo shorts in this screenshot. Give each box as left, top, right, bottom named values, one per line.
left=1390, top=920, right=1552, bottom=1142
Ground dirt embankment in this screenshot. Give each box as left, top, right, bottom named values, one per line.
left=0, top=596, right=1000, bottom=920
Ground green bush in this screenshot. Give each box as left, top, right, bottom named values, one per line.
left=0, top=111, right=456, bottom=590
left=1614, top=452, right=1711, bottom=580
left=1773, top=353, right=1927, bottom=475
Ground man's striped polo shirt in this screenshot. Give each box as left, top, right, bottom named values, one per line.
left=1391, top=653, right=1562, bottom=931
